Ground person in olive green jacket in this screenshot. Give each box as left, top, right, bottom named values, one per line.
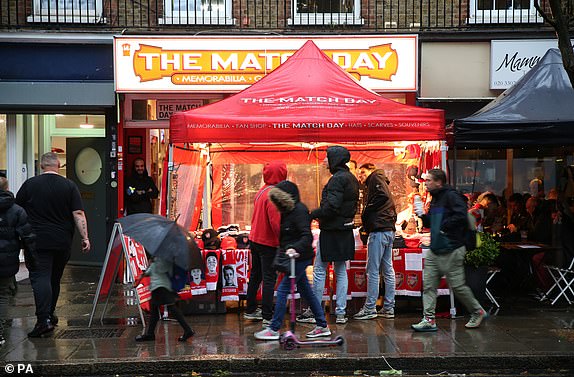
left=135, top=257, right=194, bottom=342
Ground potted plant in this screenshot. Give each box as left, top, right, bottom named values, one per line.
left=464, top=232, right=501, bottom=306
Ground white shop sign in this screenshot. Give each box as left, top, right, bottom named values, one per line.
left=490, top=39, right=572, bottom=90
left=156, top=100, right=203, bottom=120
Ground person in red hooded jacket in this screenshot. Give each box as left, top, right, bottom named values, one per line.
left=243, top=161, right=287, bottom=325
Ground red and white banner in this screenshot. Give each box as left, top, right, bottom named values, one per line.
left=124, top=235, right=151, bottom=310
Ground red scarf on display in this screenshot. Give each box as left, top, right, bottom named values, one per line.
left=203, top=249, right=221, bottom=291
left=234, top=249, right=249, bottom=296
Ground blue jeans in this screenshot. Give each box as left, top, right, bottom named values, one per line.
left=365, top=231, right=395, bottom=311
left=270, top=259, right=327, bottom=331
left=312, top=240, right=348, bottom=316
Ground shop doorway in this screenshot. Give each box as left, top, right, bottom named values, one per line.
left=66, top=137, right=108, bottom=266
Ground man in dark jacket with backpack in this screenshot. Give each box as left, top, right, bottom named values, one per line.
left=412, top=169, right=486, bottom=332
left=0, top=177, right=37, bottom=346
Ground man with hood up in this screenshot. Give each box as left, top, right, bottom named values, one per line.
left=125, top=158, right=159, bottom=215
left=412, top=169, right=487, bottom=332
left=298, top=146, right=359, bottom=325
left=353, top=163, right=397, bottom=320
left=244, top=161, right=287, bottom=325
left=254, top=180, right=331, bottom=340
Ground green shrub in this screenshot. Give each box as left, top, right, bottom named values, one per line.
left=464, top=232, right=501, bottom=268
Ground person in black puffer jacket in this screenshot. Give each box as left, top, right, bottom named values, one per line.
left=0, top=177, right=37, bottom=346
left=125, top=158, right=159, bottom=215
left=303, top=145, right=359, bottom=324
left=254, top=180, right=331, bottom=341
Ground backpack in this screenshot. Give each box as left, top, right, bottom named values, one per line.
left=171, top=264, right=189, bottom=292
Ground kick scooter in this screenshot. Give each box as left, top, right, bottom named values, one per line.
left=278, top=251, right=344, bottom=350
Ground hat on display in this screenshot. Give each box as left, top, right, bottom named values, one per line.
left=202, top=228, right=221, bottom=250
left=220, top=236, right=237, bottom=250
left=235, top=232, right=250, bottom=249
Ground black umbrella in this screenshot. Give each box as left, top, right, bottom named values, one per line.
left=117, top=213, right=203, bottom=271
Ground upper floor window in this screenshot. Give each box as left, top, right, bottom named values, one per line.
left=288, top=0, right=364, bottom=25
left=468, top=0, right=543, bottom=24
left=160, top=0, right=235, bottom=25
left=28, top=0, right=104, bottom=23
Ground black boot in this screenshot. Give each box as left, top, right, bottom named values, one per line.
left=27, top=320, right=54, bottom=338
left=135, top=334, right=155, bottom=342
left=50, top=314, right=59, bottom=326
left=178, top=330, right=195, bottom=342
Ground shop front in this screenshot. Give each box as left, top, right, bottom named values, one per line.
left=0, top=34, right=116, bottom=266
left=114, top=35, right=451, bottom=311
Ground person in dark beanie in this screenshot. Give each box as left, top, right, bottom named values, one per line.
left=254, top=180, right=330, bottom=340
left=125, top=158, right=159, bottom=215
left=0, top=177, right=37, bottom=345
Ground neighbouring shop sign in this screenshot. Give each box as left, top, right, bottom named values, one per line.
left=156, top=100, right=203, bottom=120
left=114, top=36, right=418, bottom=92
left=490, top=39, right=573, bottom=89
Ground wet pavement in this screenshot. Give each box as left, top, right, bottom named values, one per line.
left=1, top=265, right=574, bottom=376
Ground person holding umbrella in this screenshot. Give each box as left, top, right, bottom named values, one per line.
left=134, top=256, right=194, bottom=342
left=117, top=214, right=202, bottom=342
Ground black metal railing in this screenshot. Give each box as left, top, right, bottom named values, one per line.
left=0, top=0, right=550, bottom=33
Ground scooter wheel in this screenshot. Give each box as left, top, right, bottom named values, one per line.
left=335, top=335, right=345, bottom=346
left=283, top=339, right=296, bottom=350
left=278, top=333, right=287, bottom=345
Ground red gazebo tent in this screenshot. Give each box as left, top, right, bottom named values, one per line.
left=168, top=40, right=445, bottom=230
left=170, top=40, right=444, bottom=144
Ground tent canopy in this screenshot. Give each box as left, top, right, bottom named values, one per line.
left=453, top=49, right=574, bottom=148
left=170, top=40, right=444, bottom=143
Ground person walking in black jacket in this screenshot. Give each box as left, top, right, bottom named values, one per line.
left=125, top=158, right=159, bottom=215
left=254, top=181, right=331, bottom=340
left=412, top=169, right=486, bottom=332
left=354, top=164, right=397, bottom=320
left=298, top=146, right=359, bottom=325
left=0, top=177, right=37, bottom=346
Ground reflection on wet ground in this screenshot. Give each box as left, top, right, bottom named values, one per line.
left=1, top=265, right=573, bottom=376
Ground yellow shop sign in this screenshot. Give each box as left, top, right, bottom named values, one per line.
left=115, top=36, right=418, bottom=92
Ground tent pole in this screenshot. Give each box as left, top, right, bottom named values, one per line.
left=453, top=145, right=458, bottom=189
left=166, top=144, right=174, bottom=220
left=203, top=144, right=212, bottom=229
left=440, top=140, right=448, bottom=174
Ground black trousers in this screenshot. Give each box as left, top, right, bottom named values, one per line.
left=29, top=249, right=70, bottom=323
left=245, top=242, right=277, bottom=320
left=146, top=290, right=192, bottom=336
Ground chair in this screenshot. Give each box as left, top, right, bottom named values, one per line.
left=485, top=267, right=501, bottom=308
left=541, top=257, right=574, bottom=305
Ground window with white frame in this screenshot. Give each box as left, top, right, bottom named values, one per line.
left=28, top=0, right=104, bottom=23
left=288, top=0, right=363, bottom=25
left=468, top=0, right=543, bottom=24
left=160, top=0, right=235, bottom=25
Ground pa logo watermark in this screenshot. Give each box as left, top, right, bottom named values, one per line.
left=4, top=363, right=34, bottom=374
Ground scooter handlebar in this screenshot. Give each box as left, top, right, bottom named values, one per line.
left=285, top=248, right=300, bottom=259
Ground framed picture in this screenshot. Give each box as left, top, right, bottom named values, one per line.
left=128, top=136, right=142, bottom=154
